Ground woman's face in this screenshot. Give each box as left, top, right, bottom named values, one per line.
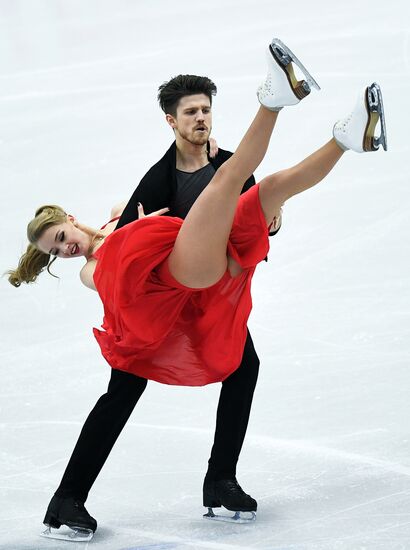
left=36, top=217, right=91, bottom=259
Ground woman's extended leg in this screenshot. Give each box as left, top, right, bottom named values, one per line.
left=258, top=81, right=388, bottom=225
left=258, top=138, right=344, bottom=226
left=167, top=37, right=321, bottom=289
left=168, top=106, right=279, bottom=288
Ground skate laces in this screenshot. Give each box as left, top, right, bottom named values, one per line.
left=335, top=112, right=353, bottom=133
left=258, top=74, right=274, bottom=100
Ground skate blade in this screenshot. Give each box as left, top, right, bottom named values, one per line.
left=40, top=525, right=94, bottom=542
left=203, top=508, right=256, bottom=524
left=366, top=82, right=387, bottom=151
left=271, top=38, right=321, bottom=92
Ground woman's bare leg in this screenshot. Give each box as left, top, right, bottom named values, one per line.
left=168, top=106, right=279, bottom=288
left=258, top=138, right=345, bottom=226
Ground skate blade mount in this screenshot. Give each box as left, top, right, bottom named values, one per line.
left=270, top=38, right=321, bottom=92
left=366, top=82, right=388, bottom=151
left=203, top=507, right=256, bottom=524
left=40, top=525, right=94, bottom=542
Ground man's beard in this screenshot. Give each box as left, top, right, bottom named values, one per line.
left=179, top=127, right=210, bottom=146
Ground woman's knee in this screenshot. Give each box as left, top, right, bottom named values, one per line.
left=258, top=173, right=287, bottom=225
left=259, top=172, right=286, bottom=199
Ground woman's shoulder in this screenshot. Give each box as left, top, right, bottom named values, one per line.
left=110, top=201, right=127, bottom=219
left=99, top=201, right=127, bottom=232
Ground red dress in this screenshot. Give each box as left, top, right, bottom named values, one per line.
left=93, top=185, right=269, bottom=386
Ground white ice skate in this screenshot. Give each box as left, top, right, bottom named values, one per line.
left=257, top=38, right=321, bottom=111
left=333, top=82, right=388, bottom=153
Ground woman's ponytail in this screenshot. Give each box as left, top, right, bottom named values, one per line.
left=7, top=204, right=66, bottom=287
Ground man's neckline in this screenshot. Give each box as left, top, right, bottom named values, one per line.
left=176, top=162, right=211, bottom=174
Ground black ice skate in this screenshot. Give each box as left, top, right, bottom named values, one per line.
left=41, top=495, right=97, bottom=542
left=203, top=478, right=257, bottom=523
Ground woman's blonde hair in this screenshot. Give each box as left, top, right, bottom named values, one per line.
left=8, top=205, right=67, bottom=287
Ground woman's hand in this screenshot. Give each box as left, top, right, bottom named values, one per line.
left=209, top=137, right=219, bottom=159
left=137, top=203, right=169, bottom=219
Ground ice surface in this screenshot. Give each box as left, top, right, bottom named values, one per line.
left=1, top=0, right=410, bottom=548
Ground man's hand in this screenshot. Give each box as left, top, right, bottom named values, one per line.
left=137, top=203, right=169, bottom=219
left=269, top=206, right=283, bottom=235
left=209, top=137, right=219, bottom=159
left=272, top=207, right=282, bottom=231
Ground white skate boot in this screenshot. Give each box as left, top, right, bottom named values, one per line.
left=257, top=38, right=321, bottom=111
left=333, top=82, right=388, bottom=152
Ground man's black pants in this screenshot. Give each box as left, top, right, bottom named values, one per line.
left=55, top=331, right=259, bottom=503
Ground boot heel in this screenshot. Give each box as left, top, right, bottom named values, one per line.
left=293, top=80, right=311, bottom=100
left=203, top=489, right=221, bottom=508
left=43, top=512, right=61, bottom=529
left=203, top=497, right=221, bottom=507
left=283, top=60, right=311, bottom=101
left=363, top=110, right=379, bottom=152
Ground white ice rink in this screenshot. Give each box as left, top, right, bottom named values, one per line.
left=1, top=1, right=410, bottom=549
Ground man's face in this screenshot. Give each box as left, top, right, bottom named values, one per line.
left=167, top=94, right=212, bottom=145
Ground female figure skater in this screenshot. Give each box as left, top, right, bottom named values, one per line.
left=9, top=38, right=387, bottom=390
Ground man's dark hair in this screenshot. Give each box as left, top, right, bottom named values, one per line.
left=157, top=74, right=217, bottom=116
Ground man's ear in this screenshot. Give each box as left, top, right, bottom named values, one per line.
left=165, top=113, right=177, bottom=130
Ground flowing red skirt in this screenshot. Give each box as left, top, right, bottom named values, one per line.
left=93, top=184, right=269, bottom=386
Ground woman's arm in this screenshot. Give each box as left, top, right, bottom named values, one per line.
left=80, top=260, right=97, bottom=291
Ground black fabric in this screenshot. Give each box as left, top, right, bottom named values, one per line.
left=173, top=163, right=216, bottom=218
left=116, top=142, right=255, bottom=228
left=56, top=332, right=258, bottom=501
left=55, top=370, right=147, bottom=502
left=55, top=141, right=260, bottom=502
left=206, top=329, right=259, bottom=480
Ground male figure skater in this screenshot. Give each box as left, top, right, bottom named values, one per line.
left=44, top=74, right=280, bottom=535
